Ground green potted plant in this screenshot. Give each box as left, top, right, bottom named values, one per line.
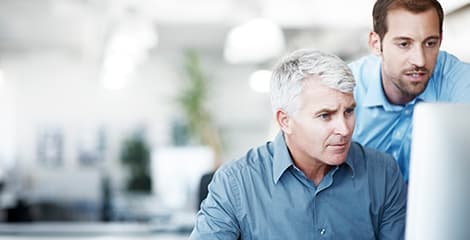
left=176, top=49, right=223, bottom=168
left=120, top=133, right=151, bottom=192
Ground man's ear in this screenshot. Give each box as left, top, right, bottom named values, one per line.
left=276, top=109, right=292, bottom=134
left=368, top=31, right=382, bottom=56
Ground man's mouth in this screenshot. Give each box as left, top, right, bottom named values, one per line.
left=404, top=71, right=428, bottom=82
left=328, top=142, right=349, bottom=149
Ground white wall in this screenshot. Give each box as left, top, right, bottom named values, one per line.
left=1, top=50, right=174, bottom=202
left=442, top=7, right=470, bottom=62
left=0, top=47, right=273, bottom=204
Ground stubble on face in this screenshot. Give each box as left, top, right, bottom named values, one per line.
left=387, top=65, right=430, bottom=100
left=379, top=8, right=441, bottom=104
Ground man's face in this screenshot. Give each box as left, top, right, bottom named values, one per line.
left=284, top=77, right=356, bottom=167
left=373, top=8, right=441, bottom=103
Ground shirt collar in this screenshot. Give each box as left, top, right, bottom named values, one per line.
left=272, top=132, right=294, bottom=184
left=414, top=87, right=433, bottom=103
left=362, top=56, right=391, bottom=109
left=272, top=131, right=356, bottom=183
left=343, top=145, right=356, bottom=176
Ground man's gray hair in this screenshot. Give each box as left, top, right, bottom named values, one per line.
left=270, top=49, right=356, bottom=116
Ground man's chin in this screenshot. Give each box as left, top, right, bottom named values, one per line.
left=326, top=152, right=348, bottom=166
left=401, top=78, right=430, bottom=96
left=404, top=87, right=426, bottom=99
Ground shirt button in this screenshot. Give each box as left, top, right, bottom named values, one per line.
left=320, top=228, right=326, bottom=235
left=404, top=110, right=410, bottom=115
left=396, top=131, right=401, bottom=137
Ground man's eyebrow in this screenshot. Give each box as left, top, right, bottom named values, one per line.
left=391, top=35, right=440, bottom=42
left=423, top=36, right=441, bottom=41
left=313, top=107, right=336, bottom=115
left=392, top=36, right=413, bottom=41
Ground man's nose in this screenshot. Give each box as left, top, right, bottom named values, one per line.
left=335, top=117, right=352, bottom=136
left=409, top=45, right=426, bottom=67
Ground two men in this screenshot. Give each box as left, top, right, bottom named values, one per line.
left=190, top=49, right=406, bottom=239
left=350, top=0, right=470, bottom=181
left=191, top=0, right=470, bottom=238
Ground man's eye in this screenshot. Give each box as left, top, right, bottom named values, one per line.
left=345, top=108, right=355, bottom=115
left=425, top=40, right=438, bottom=48
left=319, top=113, right=330, bottom=120
left=398, top=42, right=409, bottom=48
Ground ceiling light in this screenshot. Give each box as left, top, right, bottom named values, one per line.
left=224, top=18, right=285, bottom=64
left=101, top=14, right=157, bottom=91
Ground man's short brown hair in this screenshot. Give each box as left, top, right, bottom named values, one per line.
left=372, top=0, right=444, bottom=40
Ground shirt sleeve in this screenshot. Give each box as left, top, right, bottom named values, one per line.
left=446, top=61, right=470, bottom=102
left=379, top=156, right=407, bottom=240
left=189, top=167, right=241, bottom=240
left=436, top=52, right=470, bottom=102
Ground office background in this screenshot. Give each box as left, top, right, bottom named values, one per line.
left=0, top=0, right=469, bottom=238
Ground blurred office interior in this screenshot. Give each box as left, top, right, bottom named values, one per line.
left=0, top=0, right=469, bottom=239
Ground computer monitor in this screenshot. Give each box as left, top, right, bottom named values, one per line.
left=406, top=103, right=470, bottom=240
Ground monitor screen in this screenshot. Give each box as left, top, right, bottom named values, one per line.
left=151, top=146, right=214, bottom=211
left=406, top=103, right=470, bottom=239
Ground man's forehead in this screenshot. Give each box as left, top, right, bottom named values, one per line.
left=384, top=8, right=440, bottom=38
left=386, top=8, right=439, bottom=27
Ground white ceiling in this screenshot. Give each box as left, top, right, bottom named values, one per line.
left=0, top=0, right=469, bottom=60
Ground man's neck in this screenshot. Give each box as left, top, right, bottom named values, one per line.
left=381, top=75, right=415, bottom=105
left=304, top=164, right=332, bottom=186
left=293, top=158, right=332, bottom=186
left=285, top=137, right=333, bottom=185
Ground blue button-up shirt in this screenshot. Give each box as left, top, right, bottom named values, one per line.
left=190, top=133, right=407, bottom=240
left=349, top=51, right=470, bottom=181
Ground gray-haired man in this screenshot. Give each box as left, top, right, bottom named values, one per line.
left=190, top=49, right=407, bottom=239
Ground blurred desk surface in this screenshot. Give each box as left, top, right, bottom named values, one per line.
left=0, top=222, right=190, bottom=240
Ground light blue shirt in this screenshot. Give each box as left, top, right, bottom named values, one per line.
left=190, top=132, right=407, bottom=240
left=349, top=51, right=470, bottom=181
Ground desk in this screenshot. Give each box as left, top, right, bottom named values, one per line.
left=0, top=223, right=190, bottom=240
